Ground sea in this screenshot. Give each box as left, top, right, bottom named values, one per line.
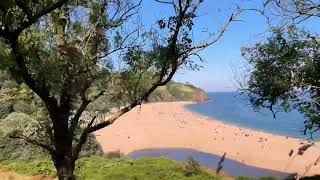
left=186, top=92, right=320, bottom=140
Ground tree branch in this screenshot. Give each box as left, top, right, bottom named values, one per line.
left=10, top=40, right=58, bottom=113
left=0, top=0, right=68, bottom=40
left=82, top=0, right=216, bottom=135
left=15, top=0, right=68, bottom=36
left=262, top=0, right=320, bottom=26
left=184, top=9, right=243, bottom=54
left=86, top=58, right=179, bottom=134
left=98, top=29, right=139, bottom=59
left=9, top=133, right=55, bottom=154
left=72, top=116, right=97, bottom=160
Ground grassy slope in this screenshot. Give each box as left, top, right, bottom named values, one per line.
left=149, top=81, right=210, bottom=102
left=0, top=157, right=226, bottom=180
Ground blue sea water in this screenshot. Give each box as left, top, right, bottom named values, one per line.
left=186, top=92, right=320, bottom=140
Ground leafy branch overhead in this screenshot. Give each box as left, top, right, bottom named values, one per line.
left=241, top=27, right=320, bottom=137
left=238, top=0, right=320, bottom=138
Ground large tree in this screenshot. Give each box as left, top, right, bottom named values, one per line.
left=238, top=1, right=320, bottom=176
left=0, top=0, right=241, bottom=179
left=240, top=0, right=320, bottom=135
left=241, top=27, right=320, bottom=136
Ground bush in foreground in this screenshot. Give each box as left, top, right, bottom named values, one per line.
left=184, top=156, right=201, bottom=176
left=0, top=113, right=103, bottom=162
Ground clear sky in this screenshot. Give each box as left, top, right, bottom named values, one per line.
left=139, top=0, right=319, bottom=92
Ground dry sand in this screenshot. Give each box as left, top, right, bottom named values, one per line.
left=95, top=102, right=320, bottom=176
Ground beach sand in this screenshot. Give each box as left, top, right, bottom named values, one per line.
left=94, top=102, right=320, bottom=176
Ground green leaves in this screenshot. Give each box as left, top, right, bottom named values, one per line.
left=242, top=27, right=320, bottom=135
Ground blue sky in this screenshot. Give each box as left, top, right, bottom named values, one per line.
left=139, top=0, right=319, bottom=92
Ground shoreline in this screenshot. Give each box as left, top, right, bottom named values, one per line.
left=184, top=103, right=316, bottom=142
left=95, top=101, right=320, bottom=176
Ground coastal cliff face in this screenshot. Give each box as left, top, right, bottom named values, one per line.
left=149, top=81, right=210, bottom=103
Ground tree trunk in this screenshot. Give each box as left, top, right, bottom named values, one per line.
left=50, top=111, right=76, bottom=180
left=53, top=155, right=76, bottom=180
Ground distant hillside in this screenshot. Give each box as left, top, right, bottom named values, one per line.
left=149, top=81, right=210, bottom=103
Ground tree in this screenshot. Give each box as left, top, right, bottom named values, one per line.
left=0, top=74, right=103, bottom=162
left=241, top=27, right=320, bottom=136
left=251, top=0, right=320, bottom=26
left=0, top=0, right=241, bottom=179
left=238, top=1, right=320, bottom=176
left=0, top=112, right=103, bottom=162
left=239, top=0, right=320, bottom=136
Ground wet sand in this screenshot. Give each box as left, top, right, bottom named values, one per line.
left=95, top=102, right=320, bottom=176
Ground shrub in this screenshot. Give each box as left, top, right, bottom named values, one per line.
left=77, top=134, right=103, bottom=158
left=184, top=156, right=201, bottom=177
left=184, top=83, right=197, bottom=89
left=0, top=112, right=34, bottom=135
left=104, top=150, right=124, bottom=159
left=0, top=100, right=13, bottom=119
left=0, top=113, right=51, bottom=162
left=0, top=112, right=103, bottom=162
left=86, top=95, right=111, bottom=113
left=0, top=136, right=49, bottom=162
left=13, top=100, right=35, bottom=115
left=3, top=80, right=18, bottom=89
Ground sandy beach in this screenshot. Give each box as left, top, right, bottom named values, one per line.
left=95, top=102, right=320, bottom=176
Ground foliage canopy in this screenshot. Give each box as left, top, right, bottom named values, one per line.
left=241, top=27, right=320, bottom=137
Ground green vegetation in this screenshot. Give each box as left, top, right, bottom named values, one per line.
left=0, top=157, right=224, bottom=180
left=0, top=112, right=102, bottom=162
left=149, top=81, right=209, bottom=103
left=0, top=72, right=102, bottom=163
left=241, top=27, right=320, bottom=136
left=0, top=112, right=50, bottom=162
left=1, top=160, right=56, bottom=177
left=239, top=1, right=320, bottom=137
left=184, top=156, right=202, bottom=177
